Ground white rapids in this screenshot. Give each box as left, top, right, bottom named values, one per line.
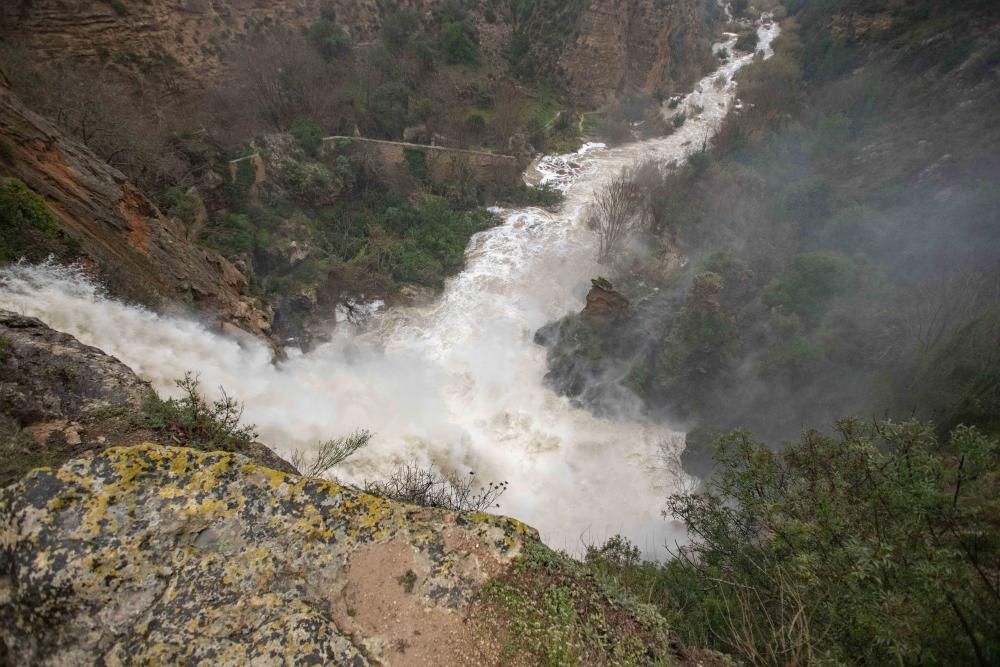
left=0, top=19, right=777, bottom=557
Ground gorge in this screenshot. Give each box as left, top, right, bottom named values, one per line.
left=0, top=18, right=779, bottom=555
left=3, top=1, right=999, bottom=664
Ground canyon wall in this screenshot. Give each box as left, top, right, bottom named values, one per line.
left=0, top=82, right=271, bottom=336
left=558, top=0, right=720, bottom=103
left=1, top=0, right=719, bottom=106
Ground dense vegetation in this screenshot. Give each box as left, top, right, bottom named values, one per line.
left=0, top=177, right=78, bottom=264
left=540, top=0, right=1000, bottom=474
left=587, top=420, right=1000, bottom=666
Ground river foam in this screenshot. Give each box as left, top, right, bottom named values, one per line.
left=0, top=18, right=777, bottom=557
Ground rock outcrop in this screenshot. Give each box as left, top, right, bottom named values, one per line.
left=0, top=309, right=155, bottom=486
left=0, top=444, right=707, bottom=666
left=0, top=83, right=271, bottom=336
left=582, top=277, right=631, bottom=323
left=0, top=310, right=154, bottom=427
left=558, top=0, right=719, bottom=104
left=0, top=310, right=290, bottom=486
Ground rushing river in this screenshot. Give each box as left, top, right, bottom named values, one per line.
left=0, top=20, right=777, bottom=556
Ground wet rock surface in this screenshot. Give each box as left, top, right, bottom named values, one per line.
left=0, top=445, right=537, bottom=666
left=0, top=310, right=153, bottom=425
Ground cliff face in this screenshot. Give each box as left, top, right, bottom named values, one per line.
left=0, top=0, right=718, bottom=106
left=559, top=0, right=719, bottom=103
left=0, top=0, right=376, bottom=86
left=0, top=83, right=271, bottom=336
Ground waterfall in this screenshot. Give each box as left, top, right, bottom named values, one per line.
left=0, top=19, right=778, bottom=556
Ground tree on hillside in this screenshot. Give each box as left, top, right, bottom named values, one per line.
left=222, top=33, right=342, bottom=133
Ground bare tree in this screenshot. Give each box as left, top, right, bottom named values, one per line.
left=0, top=46, right=187, bottom=193
left=907, top=269, right=1000, bottom=354
left=588, top=167, right=646, bottom=264
left=219, top=31, right=346, bottom=135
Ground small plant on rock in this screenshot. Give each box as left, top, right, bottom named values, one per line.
left=364, top=463, right=508, bottom=511
left=289, top=429, right=373, bottom=477
left=139, top=374, right=257, bottom=452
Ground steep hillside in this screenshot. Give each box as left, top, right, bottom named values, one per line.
left=558, top=0, right=720, bottom=103
left=0, top=0, right=725, bottom=348
left=0, top=81, right=271, bottom=336
left=537, top=0, right=1000, bottom=473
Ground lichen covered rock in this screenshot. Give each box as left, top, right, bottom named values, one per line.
left=0, top=445, right=537, bottom=665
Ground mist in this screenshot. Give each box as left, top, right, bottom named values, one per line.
left=535, top=13, right=1000, bottom=475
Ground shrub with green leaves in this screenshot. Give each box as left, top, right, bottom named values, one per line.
left=139, top=374, right=257, bottom=453
left=280, top=159, right=335, bottom=200
left=464, top=111, right=487, bottom=133
left=599, top=420, right=1000, bottom=667
left=763, top=251, right=854, bottom=322
left=307, top=19, right=351, bottom=62
left=0, top=177, right=76, bottom=263
left=442, top=22, right=478, bottom=65
left=290, top=118, right=325, bottom=157
left=201, top=212, right=259, bottom=256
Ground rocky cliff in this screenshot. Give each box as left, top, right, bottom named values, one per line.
left=558, top=0, right=720, bottom=103
left=0, top=0, right=377, bottom=86
left=0, top=82, right=271, bottom=336
left=0, top=0, right=719, bottom=107
left=0, top=309, right=290, bottom=486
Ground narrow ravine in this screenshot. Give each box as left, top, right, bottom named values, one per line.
left=0, top=19, right=778, bottom=556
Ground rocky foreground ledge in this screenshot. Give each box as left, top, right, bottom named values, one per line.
left=0, top=444, right=724, bottom=666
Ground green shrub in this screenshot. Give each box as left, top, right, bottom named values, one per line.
left=370, top=81, right=411, bottom=139
left=763, top=251, right=854, bottom=322
left=735, top=28, right=759, bottom=53
left=442, top=22, right=478, bottom=65
left=139, top=374, right=257, bottom=453
left=0, top=177, right=76, bottom=263
left=382, top=7, right=420, bottom=53
left=464, top=111, right=487, bottom=133
left=307, top=18, right=351, bottom=61
left=280, top=159, right=335, bottom=200
left=402, top=146, right=428, bottom=180
left=290, top=118, right=325, bottom=156
left=161, top=187, right=200, bottom=227
left=104, top=0, right=128, bottom=17
left=201, top=212, right=258, bottom=256
left=289, top=429, right=372, bottom=477
left=658, top=420, right=1000, bottom=666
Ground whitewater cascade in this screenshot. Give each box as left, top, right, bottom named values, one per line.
left=1, top=21, right=778, bottom=556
